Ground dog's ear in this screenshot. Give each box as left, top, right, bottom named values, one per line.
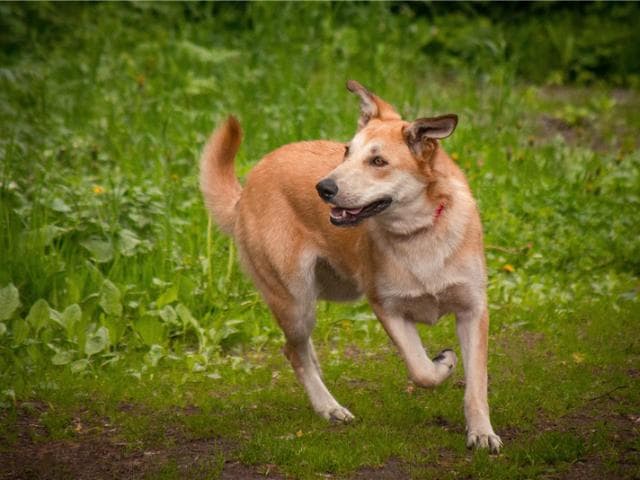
left=347, top=80, right=401, bottom=130
left=403, top=114, right=458, bottom=159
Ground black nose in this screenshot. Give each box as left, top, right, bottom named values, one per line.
left=316, top=178, right=338, bottom=201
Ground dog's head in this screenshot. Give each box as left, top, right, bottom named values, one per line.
left=316, top=80, right=457, bottom=227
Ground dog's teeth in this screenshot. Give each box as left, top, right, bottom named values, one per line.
left=330, top=208, right=346, bottom=219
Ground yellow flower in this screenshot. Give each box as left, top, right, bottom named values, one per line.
left=502, top=264, right=515, bottom=273
left=572, top=352, right=585, bottom=364
left=92, top=185, right=105, bottom=195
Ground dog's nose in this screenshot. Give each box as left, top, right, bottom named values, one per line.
left=316, top=179, right=338, bottom=201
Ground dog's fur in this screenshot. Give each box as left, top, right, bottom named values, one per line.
left=200, top=81, right=501, bottom=452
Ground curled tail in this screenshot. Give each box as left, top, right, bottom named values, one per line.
left=199, top=116, right=243, bottom=236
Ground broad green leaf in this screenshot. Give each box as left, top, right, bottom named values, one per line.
left=133, top=316, right=166, bottom=346
left=12, top=318, right=30, bottom=345
left=156, top=285, right=178, bottom=308
left=26, top=299, right=50, bottom=332
left=25, top=225, right=67, bottom=247
left=176, top=303, right=197, bottom=329
left=61, top=304, right=81, bottom=336
left=158, top=305, right=177, bottom=325
left=129, top=212, right=151, bottom=229
left=26, top=344, right=42, bottom=362
left=51, top=198, right=72, bottom=213
left=99, top=280, right=122, bottom=317
left=0, top=283, right=20, bottom=320
left=118, top=229, right=141, bottom=256
left=100, top=352, right=121, bottom=367
left=80, top=237, right=114, bottom=263
left=176, top=304, right=205, bottom=350
left=185, top=353, right=208, bottom=373
left=84, top=326, right=109, bottom=356
left=144, top=344, right=164, bottom=367
left=51, top=350, right=74, bottom=365
left=0, top=322, right=6, bottom=336
left=70, top=359, right=89, bottom=373
left=49, top=308, right=62, bottom=328
left=65, top=275, right=82, bottom=304
left=102, top=315, right=126, bottom=345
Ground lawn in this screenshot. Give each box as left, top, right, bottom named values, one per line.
left=1, top=3, right=639, bottom=479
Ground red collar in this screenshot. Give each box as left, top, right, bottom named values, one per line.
left=385, top=201, right=446, bottom=239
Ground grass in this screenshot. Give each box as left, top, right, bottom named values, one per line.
left=1, top=2, right=639, bottom=479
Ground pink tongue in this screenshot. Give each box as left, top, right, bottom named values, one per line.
left=331, top=207, right=363, bottom=217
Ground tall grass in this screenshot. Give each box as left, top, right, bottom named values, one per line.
left=0, top=2, right=639, bottom=395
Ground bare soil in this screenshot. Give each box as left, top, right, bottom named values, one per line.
left=1, top=388, right=638, bottom=479
left=0, top=403, right=283, bottom=480
left=535, top=86, right=639, bottom=153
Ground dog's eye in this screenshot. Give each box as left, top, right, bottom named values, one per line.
left=370, top=156, right=388, bottom=167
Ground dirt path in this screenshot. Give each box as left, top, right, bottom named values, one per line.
left=0, top=402, right=283, bottom=480
left=1, top=391, right=638, bottom=479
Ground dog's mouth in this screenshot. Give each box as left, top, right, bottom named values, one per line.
left=329, top=197, right=392, bottom=227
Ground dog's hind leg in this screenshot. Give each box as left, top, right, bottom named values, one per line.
left=267, top=293, right=354, bottom=423
left=235, top=221, right=353, bottom=422
left=285, top=336, right=354, bottom=423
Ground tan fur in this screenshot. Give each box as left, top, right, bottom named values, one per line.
left=199, top=116, right=242, bottom=235
left=199, top=82, right=502, bottom=452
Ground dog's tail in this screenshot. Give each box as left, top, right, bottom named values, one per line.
left=199, top=116, right=243, bottom=236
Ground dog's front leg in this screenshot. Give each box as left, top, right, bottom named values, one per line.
left=456, top=307, right=502, bottom=453
left=373, top=305, right=457, bottom=388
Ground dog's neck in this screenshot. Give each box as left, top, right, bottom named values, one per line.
left=371, top=193, right=446, bottom=238
left=369, top=150, right=474, bottom=246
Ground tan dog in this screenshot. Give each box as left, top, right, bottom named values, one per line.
left=200, top=81, right=501, bottom=452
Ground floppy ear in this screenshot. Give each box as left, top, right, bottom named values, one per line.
left=346, top=80, right=401, bottom=130
left=403, top=114, right=458, bottom=158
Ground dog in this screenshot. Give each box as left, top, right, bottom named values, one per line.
left=200, top=80, right=502, bottom=452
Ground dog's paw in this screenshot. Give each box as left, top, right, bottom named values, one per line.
left=432, top=348, right=457, bottom=372
left=327, top=406, right=355, bottom=424
left=466, top=431, right=503, bottom=453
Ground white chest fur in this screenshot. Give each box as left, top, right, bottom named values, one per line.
left=370, top=199, right=484, bottom=323
left=374, top=229, right=464, bottom=298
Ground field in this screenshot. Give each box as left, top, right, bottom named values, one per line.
left=1, top=3, right=639, bottom=479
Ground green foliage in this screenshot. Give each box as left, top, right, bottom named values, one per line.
left=0, top=4, right=638, bottom=477
left=99, top=280, right=122, bottom=317
left=0, top=0, right=638, bottom=390
left=0, top=283, right=20, bottom=321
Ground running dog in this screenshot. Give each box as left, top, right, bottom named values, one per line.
left=199, top=80, right=502, bottom=452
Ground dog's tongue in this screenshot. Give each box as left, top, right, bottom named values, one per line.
left=331, top=207, right=363, bottom=217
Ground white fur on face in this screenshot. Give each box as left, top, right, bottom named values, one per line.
left=327, top=133, right=426, bottom=210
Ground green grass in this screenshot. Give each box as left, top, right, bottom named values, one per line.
left=1, top=3, right=639, bottom=479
